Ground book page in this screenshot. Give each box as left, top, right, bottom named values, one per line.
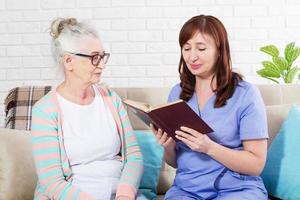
left=150, top=99, right=183, bottom=110
left=123, top=99, right=151, bottom=112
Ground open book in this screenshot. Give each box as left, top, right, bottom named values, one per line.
left=123, top=99, right=214, bottom=141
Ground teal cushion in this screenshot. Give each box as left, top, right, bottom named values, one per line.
left=261, top=104, right=300, bottom=199
left=134, top=130, right=164, bottom=200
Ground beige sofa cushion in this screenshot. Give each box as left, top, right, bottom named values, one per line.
left=157, top=162, right=175, bottom=195
left=265, top=104, right=294, bottom=147
left=0, top=128, right=37, bottom=200
left=258, top=84, right=300, bottom=105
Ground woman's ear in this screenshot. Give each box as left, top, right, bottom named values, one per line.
left=63, top=54, right=73, bottom=71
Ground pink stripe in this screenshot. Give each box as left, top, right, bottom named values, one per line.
left=127, top=161, right=143, bottom=171
left=45, top=106, right=59, bottom=113
left=39, top=169, right=62, bottom=183
left=37, top=165, right=60, bottom=175
left=32, top=141, right=58, bottom=150
left=32, top=117, right=56, bottom=127
left=45, top=181, right=60, bottom=195
left=125, top=166, right=140, bottom=177
left=40, top=176, right=59, bottom=188
left=31, top=131, right=55, bottom=137
left=128, top=152, right=142, bottom=157
left=126, top=135, right=137, bottom=144
left=116, top=184, right=136, bottom=199
left=122, top=174, right=138, bottom=185
left=35, top=153, right=60, bottom=162
left=126, top=146, right=140, bottom=154
left=123, top=126, right=132, bottom=132
left=53, top=182, right=67, bottom=199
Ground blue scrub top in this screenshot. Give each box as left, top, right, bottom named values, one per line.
left=167, top=81, right=268, bottom=199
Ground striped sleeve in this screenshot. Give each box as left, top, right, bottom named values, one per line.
left=31, top=101, right=96, bottom=200
left=112, top=92, right=144, bottom=199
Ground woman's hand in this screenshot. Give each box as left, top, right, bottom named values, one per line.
left=150, top=123, right=177, bottom=168
left=175, top=126, right=214, bottom=153
left=150, top=124, right=176, bottom=151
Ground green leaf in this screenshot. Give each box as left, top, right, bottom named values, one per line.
left=257, top=69, right=280, bottom=83
left=285, top=42, right=295, bottom=64
left=285, top=42, right=300, bottom=67
left=261, top=61, right=281, bottom=73
left=285, top=66, right=299, bottom=83
left=290, top=47, right=300, bottom=65
left=260, top=45, right=279, bottom=57
left=273, top=56, right=288, bottom=71
left=298, top=72, right=300, bottom=81
left=257, top=68, right=280, bottom=78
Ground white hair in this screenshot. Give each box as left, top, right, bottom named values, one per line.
left=49, top=17, right=99, bottom=66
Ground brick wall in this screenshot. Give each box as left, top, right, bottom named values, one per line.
left=1, top=0, right=300, bottom=127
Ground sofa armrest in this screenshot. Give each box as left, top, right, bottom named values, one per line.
left=0, top=128, right=37, bottom=200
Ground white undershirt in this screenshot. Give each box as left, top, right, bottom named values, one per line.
left=56, top=85, right=122, bottom=200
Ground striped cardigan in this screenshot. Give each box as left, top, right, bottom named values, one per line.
left=31, top=86, right=143, bottom=200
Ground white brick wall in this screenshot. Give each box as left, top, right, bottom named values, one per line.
left=1, top=0, right=300, bottom=127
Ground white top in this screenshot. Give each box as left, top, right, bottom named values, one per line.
left=56, top=85, right=122, bottom=200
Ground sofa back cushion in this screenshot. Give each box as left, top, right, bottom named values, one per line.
left=265, top=104, right=291, bottom=146
left=6, top=84, right=300, bottom=131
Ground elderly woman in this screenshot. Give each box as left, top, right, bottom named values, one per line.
left=31, top=17, right=145, bottom=200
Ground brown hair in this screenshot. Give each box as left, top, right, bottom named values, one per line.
left=178, top=15, right=243, bottom=108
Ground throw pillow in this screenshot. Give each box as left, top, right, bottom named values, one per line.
left=261, top=104, right=300, bottom=199
left=134, top=130, right=164, bottom=200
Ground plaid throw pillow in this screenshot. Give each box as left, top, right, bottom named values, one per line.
left=4, top=86, right=52, bottom=131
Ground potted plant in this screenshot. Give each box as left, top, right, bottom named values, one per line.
left=257, top=42, right=300, bottom=84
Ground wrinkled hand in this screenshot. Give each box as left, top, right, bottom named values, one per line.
left=150, top=124, right=176, bottom=151
left=175, top=126, right=213, bottom=153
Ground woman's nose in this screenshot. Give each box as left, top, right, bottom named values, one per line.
left=96, top=62, right=105, bottom=69
left=190, top=50, right=199, bottom=62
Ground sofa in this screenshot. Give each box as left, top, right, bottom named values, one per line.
left=0, top=84, right=299, bottom=200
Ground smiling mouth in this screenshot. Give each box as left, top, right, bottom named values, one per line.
left=190, top=64, right=202, bottom=69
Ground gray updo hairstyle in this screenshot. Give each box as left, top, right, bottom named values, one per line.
left=50, top=17, right=99, bottom=65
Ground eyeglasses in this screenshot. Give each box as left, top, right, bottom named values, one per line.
left=67, top=52, right=110, bottom=66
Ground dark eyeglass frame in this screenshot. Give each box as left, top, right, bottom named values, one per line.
left=67, top=52, right=110, bottom=66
